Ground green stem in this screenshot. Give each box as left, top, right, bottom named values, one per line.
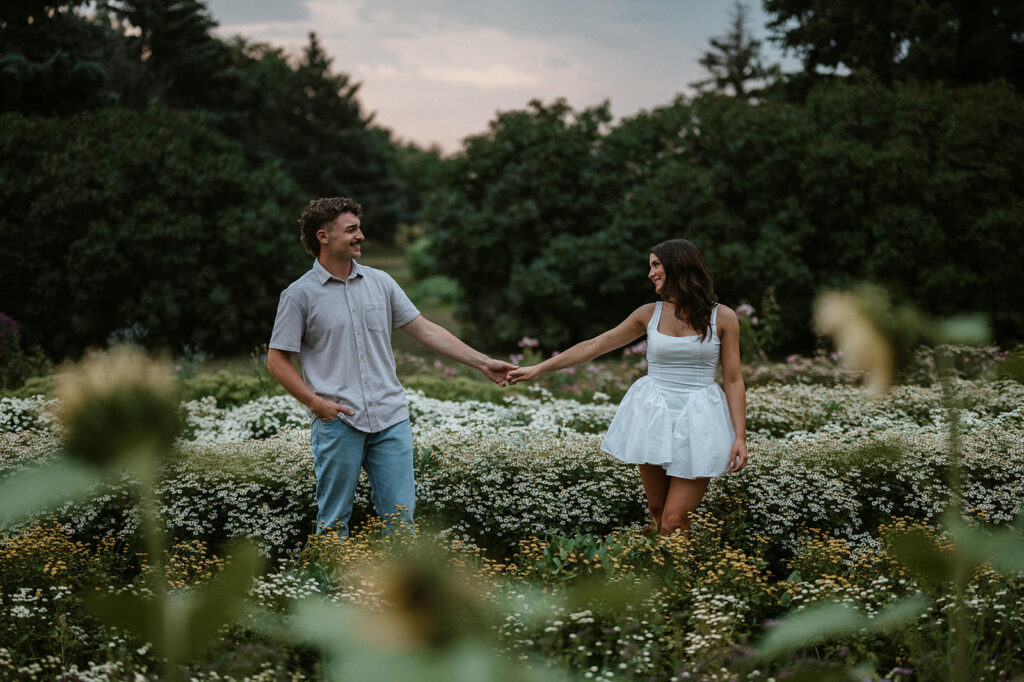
left=938, top=348, right=968, bottom=682
left=136, top=451, right=178, bottom=682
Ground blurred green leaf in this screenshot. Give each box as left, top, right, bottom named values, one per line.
left=948, top=521, right=1024, bottom=575
left=997, top=353, right=1024, bottom=383
left=938, top=315, right=991, bottom=346
left=179, top=540, right=263, bottom=657
left=890, top=530, right=951, bottom=587
left=561, top=575, right=656, bottom=616
left=871, top=594, right=929, bottom=628
left=758, top=596, right=925, bottom=659
left=290, top=597, right=361, bottom=653
left=0, top=460, right=99, bottom=526
left=83, top=590, right=162, bottom=647
left=758, top=603, right=862, bottom=658
left=767, top=666, right=860, bottom=682
left=292, top=598, right=570, bottom=682
left=85, top=540, right=262, bottom=665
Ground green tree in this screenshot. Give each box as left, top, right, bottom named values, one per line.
left=218, top=34, right=405, bottom=243
left=98, top=0, right=235, bottom=110
left=764, top=0, right=1024, bottom=90
left=394, top=141, right=448, bottom=227
left=0, top=0, right=119, bottom=114
left=0, top=107, right=307, bottom=357
left=426, top=83, right=1024, bottom=352
left=690, top=1, right=780, bottom=99
left=427, top=99, right=629, bottom=350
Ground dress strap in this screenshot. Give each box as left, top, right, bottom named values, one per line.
left=649, top=301, right=664, bottom=330
left=711, top=304, right=720, bottom=327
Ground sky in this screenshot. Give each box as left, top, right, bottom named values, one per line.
left=205, top=0, right=794, bottom=153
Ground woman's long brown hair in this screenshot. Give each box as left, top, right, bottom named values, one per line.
left=651, top=239, right=718, bottom=341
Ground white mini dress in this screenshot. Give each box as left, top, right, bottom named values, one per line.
left=601, top=302, right=735, bottom=479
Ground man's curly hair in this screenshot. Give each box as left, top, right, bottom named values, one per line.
left=299, top=197, right=363, bottom=257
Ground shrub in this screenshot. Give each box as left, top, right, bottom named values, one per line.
left=0, top=107, right=308, bottom=358
left=180, top=370, right=283, bottom=407
left=0, top=313, right=49, bottom=390
left=402, top=374, right=521, bottom=404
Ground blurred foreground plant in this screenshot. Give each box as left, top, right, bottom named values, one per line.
left=758, top=286, right=1021, bottom=681
left=281, top=524, right=582, bottom=682
left=1, top=346, right=262, bottom=680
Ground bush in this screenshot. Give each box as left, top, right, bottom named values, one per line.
left=181, top=370, right=283, bottom=407
left=0, top=313, right=49, bottom=390
left=5, top=379, right=1022, bottom=559
left=406, top=275, right=460, bottom=308
left=1, top=375, right=56, bottom=399
left=402, top=374, right=520, bottom=403
left=0, top=107, right=308, bottom=358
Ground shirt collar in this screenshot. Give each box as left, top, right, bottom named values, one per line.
left=313, top=258, right=363, bottom=285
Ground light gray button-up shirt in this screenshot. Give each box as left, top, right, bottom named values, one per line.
left=269, top=259, right=420, bottom=433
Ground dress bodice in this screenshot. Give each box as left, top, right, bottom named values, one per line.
left=646, top=301, right=720, bottom=391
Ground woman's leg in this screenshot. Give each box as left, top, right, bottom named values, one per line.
left=659, top=476, right=711, bottom=536
left=638, top=464, right=670, bottom=531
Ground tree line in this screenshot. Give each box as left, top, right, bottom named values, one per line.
left=427, top=0, right=1024, bottom=352
left=2, top=0, right=1022, bottom=358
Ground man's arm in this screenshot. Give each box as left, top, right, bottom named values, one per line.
left=266, top=348, right=354, bottom=420
left=398, top=315, right=517, bottom=385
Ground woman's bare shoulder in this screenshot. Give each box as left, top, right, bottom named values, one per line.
left=632, top=302, right=658, bottom=325
left=715, top=304, right=739, bottom=328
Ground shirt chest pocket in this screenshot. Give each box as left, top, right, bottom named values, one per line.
left=365, top=303, right=389, bottom=333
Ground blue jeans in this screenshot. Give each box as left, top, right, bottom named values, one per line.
left=309, top=417, right=415, bottom=537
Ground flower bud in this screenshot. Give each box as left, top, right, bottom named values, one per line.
left=57, top=347, right=180, bottom=466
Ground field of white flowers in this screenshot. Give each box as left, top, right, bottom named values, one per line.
left=1, top=376, right=1023, bottom=680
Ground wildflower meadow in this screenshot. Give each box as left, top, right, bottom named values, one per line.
left=1, top=342, right=1023, bottom=681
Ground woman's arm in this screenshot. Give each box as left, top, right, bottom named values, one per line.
left=716, top=306, right=748, bottom=472
left=508, top=304, right=654, bottom=384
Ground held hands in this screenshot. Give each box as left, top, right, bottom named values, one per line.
left=728, top=439, right=748, bottom=473
left=311, top=397, right=355, bottom=421
left=480, top=358, right=520, bottom=387
left=507, top=365, right=541, bottom=385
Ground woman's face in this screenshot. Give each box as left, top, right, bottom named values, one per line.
left=648, top=253, right=665, bottom=294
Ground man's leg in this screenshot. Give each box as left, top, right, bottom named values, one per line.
left=363, top=419, right=416, bottom=534
left=310, top=418, right=367, bottom=537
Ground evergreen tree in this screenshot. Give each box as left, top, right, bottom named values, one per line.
left=220, top=33, right=405, bottom=242
left=98, top=0, right=235, bottom=109
left=0, top=0, right=119, bottom=114
left=691, top=1, right=780, bottom=99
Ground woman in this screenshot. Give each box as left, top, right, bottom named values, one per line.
left=507, top=239, right=747, bottom=535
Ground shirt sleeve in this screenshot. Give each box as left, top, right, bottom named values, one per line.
left=387, top=276, right=420, bottom=329
left=268, top=292, right=304, bottom=352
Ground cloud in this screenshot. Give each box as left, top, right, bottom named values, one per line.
left=419, top=65, right=542, bottom=89
left=208, top=0, right=311, bottom=26
left=206, top=0, right=793, bottom=152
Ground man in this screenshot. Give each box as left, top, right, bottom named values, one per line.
left=267, top=197, right=516, bottom=536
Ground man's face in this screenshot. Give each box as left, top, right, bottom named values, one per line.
left=319, top=212, right=363, bottom=261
